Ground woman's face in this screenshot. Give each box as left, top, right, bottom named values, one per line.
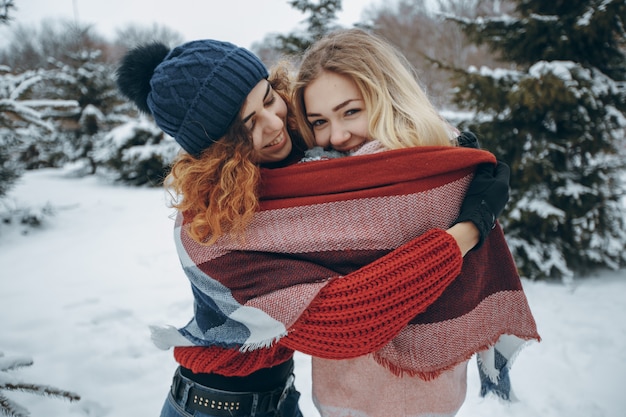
left=303, top=71, right=370, bottom=153
left=241, top=79, right=292, bottom=164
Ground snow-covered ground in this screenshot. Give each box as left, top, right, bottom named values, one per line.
left=1, top=167, right=625, bottom=417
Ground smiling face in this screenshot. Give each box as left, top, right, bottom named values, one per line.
left=303, top=71, right=370, bottom=153
left=240, top=79, right=293, bottom=164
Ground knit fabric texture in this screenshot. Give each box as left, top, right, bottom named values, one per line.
left=279, top=228, right=463, bottom=357
left=147, top=40, right=268, bottom=157
left=152, top=145, right=540, bottom=398
left=174, top=343, right=294, bottom=377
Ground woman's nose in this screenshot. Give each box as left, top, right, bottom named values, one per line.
left=330, top=127, right=350, bottom=147
left=261, top=110, right=284, bottom=133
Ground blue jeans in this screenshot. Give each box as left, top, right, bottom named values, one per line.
left=160, top=370, right=303, bottom=417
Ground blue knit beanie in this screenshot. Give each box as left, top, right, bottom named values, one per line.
left=146, top=40, right=268, bottom=157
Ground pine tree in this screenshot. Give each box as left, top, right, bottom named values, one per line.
left=449, top=0, right=626, bottom=280
left=42, top=49, right=123, bottom=172
left=255, top=0, right=343, bottom=59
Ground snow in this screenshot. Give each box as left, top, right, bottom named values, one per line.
left=468, top=64, right=521, bottom=80
left=529, top=13, right=559, bottom=22
left=16, top=100, right=79, bottom=109
left=1, top=167, right=626, bottom=417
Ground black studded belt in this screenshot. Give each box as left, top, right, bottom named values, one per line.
left=170, top=367, right=294, bottom=417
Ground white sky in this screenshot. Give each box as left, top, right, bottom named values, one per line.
left=1, top=0, right=376, bottom=49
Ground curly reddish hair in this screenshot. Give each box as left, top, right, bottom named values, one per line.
left=165, top=63, right=302, bottom=245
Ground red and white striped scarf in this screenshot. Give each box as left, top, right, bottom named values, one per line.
left=154, top=145, right=540, bottom=397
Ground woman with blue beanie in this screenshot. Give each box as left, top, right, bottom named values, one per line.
left=116, top=38, right=514, bottom=417
left=117, top=39, right=308, bottom=417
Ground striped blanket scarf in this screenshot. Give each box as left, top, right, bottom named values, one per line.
left=152, top=145, right=540, bottom=399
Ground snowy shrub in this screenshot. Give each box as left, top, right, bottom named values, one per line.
left=0, top=68, right=73, bottom=198
left=0, top=200, right=55, bottom=239
left=93, top=117, right=178, bottom=186
left=0, top=137, right=20, bottom=199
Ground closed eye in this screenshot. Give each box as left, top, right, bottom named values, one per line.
left=264, top=93, right=276, bottom=107
left=249, top=95, right=277, bottom=130
left=243, top=81, right=274, bottom=131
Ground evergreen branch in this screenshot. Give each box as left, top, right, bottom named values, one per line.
left=0, top=393, right=29, bottom=417
left=0, top=357, right=33, bottom=372
left=1, top=383, right=80, bottom=402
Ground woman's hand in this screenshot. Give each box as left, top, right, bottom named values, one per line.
left=454, top=161, right=511, bottom=250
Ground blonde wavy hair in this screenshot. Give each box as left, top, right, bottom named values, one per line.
left=165, top=63, right=301, bottom=245
left=293, top=28, right=455, bottom=150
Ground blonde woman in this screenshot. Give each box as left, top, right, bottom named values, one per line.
left=292, top=28, right=539, bottom=417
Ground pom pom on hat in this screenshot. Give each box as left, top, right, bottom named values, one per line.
left=116, top=39, right=269, bottom=157
left=116, top=42, right=170, bottom=114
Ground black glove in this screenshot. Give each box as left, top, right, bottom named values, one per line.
left=456, top=131, right=480, bottom=149
left=454, top=161, right=511, bottom=249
